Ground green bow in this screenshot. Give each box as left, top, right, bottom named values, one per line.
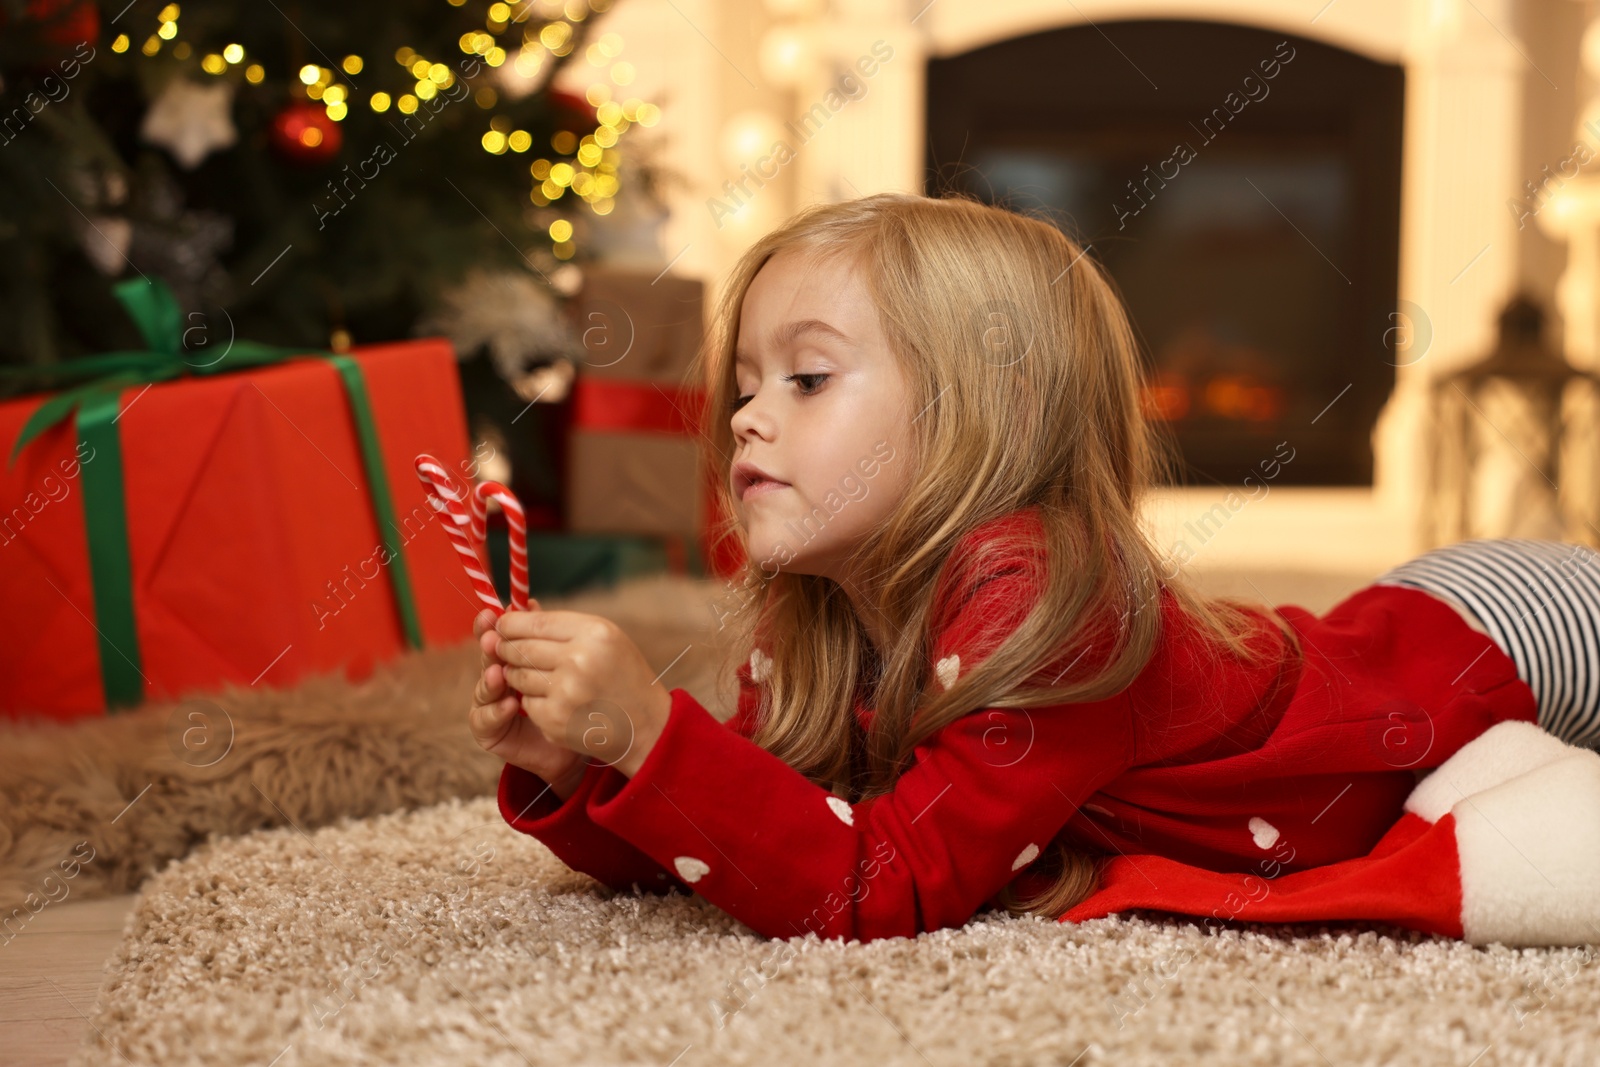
left=0, top=278, right=425, bottom=710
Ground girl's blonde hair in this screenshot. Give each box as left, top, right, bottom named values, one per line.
left=696, top=191, right=1286, bottom=920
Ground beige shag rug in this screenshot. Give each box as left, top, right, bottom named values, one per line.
left=73, top=792, right=1600, bottom=1066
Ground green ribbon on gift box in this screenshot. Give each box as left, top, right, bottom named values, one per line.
left=0, top=278, right=425, bottom=710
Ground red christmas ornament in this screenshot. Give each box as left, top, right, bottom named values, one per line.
left=270, top=102, right=342, bottom=165
left=547, top=90, right=597, bottom=135
left=0, top=0, right=99, bottom=63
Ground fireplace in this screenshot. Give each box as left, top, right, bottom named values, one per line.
left=925, top=20, right=1405, bottom=487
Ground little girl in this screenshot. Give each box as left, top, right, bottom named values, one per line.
left=469, top=192, right=1600, bottom=944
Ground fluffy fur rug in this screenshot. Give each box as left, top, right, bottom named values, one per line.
left=0, top=567, right=1363, bottom=913
left=0, top=568, right=1368, bottom=913
left=0, top=574, right=738, bottom=910
left=71, top=792, right=1600, bottom=1066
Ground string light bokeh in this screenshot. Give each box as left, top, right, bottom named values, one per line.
left=103, top=0, right=660, bottom=259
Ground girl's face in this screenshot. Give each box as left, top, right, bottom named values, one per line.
left=729, top=249, right=915, bottom=587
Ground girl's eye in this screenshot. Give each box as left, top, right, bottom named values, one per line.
left=730, top=373, right=829, bottom=413
left=781, top=372, right=829, bottom=395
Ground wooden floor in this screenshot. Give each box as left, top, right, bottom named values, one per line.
left=0, top=893, right=139, bottom=1066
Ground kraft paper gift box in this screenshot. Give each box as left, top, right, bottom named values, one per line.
left=567, top=264, right=704, bottom=384
left=0, top=281, right=479, bottom=720
left=564, top=267, right=734, bottom=565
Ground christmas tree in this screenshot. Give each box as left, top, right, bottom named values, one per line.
left=0, top=0, right=665, bottom=369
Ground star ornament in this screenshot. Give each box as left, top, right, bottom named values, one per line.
left=140, top=77, right=238, bottom=170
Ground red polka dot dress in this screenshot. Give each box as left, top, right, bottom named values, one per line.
left=499, top=508, right=1541, bottom=943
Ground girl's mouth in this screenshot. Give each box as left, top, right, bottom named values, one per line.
left=740, top=478, right=791, bottom=502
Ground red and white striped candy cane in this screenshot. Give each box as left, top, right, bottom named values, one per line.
left=474, top=480, right=529, bottom=611
left=414, top=454, right=504, bottom=616
left=467, top=479, right=488, bottom=556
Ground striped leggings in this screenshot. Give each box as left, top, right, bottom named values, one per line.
left=1375, top=539, right=1600, bottom=749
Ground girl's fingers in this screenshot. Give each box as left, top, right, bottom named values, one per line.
left=473, top=609, right=499, bottom=653
left=473, top=694, right=546, bottom=761
left=494, top=609, right=589, bottom=641
left=503, top=664, right=552, bottom=699
left=473, top=608, right=497, bottom=637
left=473, top=664, right=501, bottom=707
left=471, top=681, right=521, bottom=729
left=497, top=636, right=566, bottom=673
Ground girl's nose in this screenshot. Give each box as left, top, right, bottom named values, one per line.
left=730, top=388, right=775, bottom=440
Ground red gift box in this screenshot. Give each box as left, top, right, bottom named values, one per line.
left=0, top=338, right=478, bottom=721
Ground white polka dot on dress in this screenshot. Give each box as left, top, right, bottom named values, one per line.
left=826, top=796, right=854, bottom=826
left=748, top=648, right=773, bottom=683
left=935, top=654, right=960, bottom=691
left=674, top=856, right=711, bottom=883
left=1248, top=817, right=1280, bottom=850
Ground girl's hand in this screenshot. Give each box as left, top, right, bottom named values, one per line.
left=493, top=608, right=673, bottom=779
left=469, top=608, right=588, bottom=798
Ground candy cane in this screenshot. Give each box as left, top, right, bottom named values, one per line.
left=467, top=475, right=488, bottom=557
left=474, top=480, right=529, bottom=611
left=414, top=454, right=504, bottom=616
left=455, top=462, right=491, bottom=577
